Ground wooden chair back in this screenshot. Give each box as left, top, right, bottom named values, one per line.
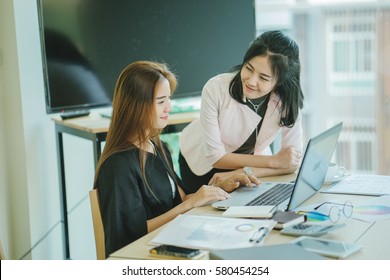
left=89, top=189, right=105, bottom=260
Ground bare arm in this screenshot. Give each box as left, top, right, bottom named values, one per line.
left=213, top=146, right=302, bottom=170
left=213, top=153, right=274, bottom=169
left=146, top=185, right=230, bottom=233
left=146, top=172, right=263, bottom=232
left=209, top=166, right=297, bottom=186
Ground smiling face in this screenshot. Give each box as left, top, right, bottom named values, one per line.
left=240, top=55, right=277, bottom=99
left=154, top=77, right=172, bottom=129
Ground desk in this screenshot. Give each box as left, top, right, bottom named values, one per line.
left=109, top=174, right=389, bottom=260
left=52, top=111, right=199, bottom=259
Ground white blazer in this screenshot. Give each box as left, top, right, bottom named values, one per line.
left=180, top=73, right=303, bottom=176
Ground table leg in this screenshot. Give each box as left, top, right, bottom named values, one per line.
left=55, top=129, right=70, bottom=259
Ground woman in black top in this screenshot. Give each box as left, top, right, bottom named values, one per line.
left=94, top=61, right=260, bottom=257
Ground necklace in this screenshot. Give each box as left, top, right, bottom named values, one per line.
left=247, top=97, right=267, bottom=113
left=246, top=96, right=268, bottom=144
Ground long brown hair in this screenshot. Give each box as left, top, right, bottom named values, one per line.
left=94, top=61, right=178, bottom=198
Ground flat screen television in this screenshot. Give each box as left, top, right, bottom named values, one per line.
left=37, top=0, right=255, bottom=115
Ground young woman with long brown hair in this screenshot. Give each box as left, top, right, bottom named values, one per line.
left=94, top=61, right=260, bottom=256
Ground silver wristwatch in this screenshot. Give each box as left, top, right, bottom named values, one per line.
left=243, top=166, right=253, bottom=176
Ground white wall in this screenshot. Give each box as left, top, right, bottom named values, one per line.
left=0, top=0, right=95, bottom=259
left=0, top=0, right=31, bottom=260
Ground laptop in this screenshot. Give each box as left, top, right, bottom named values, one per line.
left=212, top=122, right=343, bottom=211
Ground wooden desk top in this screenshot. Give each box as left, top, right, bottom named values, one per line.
left=52, top=111, right=200, bottom=134
left=109, top=174, right=388, bottom=260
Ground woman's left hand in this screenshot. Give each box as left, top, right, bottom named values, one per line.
left=215, top=172, right=262, bottom=193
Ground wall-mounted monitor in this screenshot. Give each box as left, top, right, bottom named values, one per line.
left=37, top=0, right=255, bottom=115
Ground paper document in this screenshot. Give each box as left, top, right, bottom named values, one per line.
left=150, top=214, right=276, bottom=251
left=321, top=174, right=390, bottom=196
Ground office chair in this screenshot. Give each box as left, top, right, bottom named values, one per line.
left=0, top=239, right=5, bottom=260
left=89, top=189, right=106, bottom=260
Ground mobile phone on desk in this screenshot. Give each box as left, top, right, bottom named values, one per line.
left=149, top=245, right=201, bottom=259
left=290, top=236, right=363, bottom=259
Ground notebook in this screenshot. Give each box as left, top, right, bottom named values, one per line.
left=212, top=122, right=343, bottom=211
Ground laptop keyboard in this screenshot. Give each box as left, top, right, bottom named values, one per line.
left=245, top=183, right=294, bottom=206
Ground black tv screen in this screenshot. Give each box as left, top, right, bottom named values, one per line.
left=37, top=0, right=255, bottom=114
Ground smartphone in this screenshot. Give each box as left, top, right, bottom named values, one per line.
left=290, top=236, right=363, bottom=258
left=149, top=245, right=201, bottom=259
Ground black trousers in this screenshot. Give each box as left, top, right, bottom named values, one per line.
left=178, top=152, right=231, bottom=194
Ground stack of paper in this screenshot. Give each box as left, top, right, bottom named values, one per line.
left=150, top=214, right=276, bottom=251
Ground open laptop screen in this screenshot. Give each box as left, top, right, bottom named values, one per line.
left=287, top=122, right=343, bottom=210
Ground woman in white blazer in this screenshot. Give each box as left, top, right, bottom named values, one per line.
left=179, top=30, right=304, bottom=194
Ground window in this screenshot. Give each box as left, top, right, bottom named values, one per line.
left=327, top=11, right=376, bottom=96
left=256, top=0, right=390, bottom=175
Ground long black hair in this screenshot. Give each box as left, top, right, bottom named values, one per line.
left=229, top=30, right=304, bottom=127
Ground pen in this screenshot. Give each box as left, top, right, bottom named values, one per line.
left=319, top=223, right=345, bottom=232
left=255, top=228, right=269, bottom=244
left=249, top=227, right=267, bottom=242
left=297, top=211, right=328, bottom=221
